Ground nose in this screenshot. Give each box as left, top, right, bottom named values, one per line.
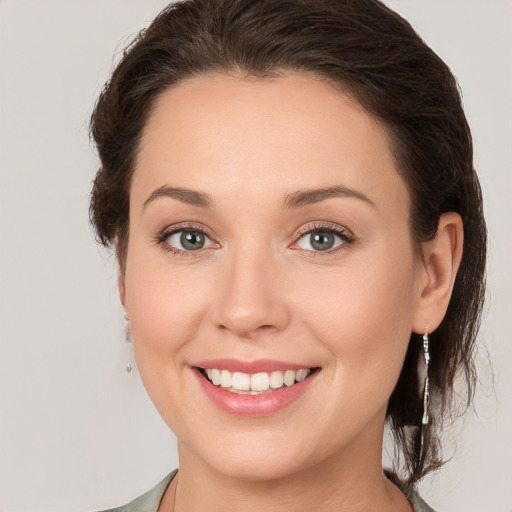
left=212, top=249, right=290, bottom=340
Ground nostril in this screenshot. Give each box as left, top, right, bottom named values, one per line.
left=216, top=319, right=280, bottom=339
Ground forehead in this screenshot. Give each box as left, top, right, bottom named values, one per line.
left=133, top=72, right=408, bottom=213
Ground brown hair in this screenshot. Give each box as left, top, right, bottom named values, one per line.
left=90, top=0, right=486, bottom=490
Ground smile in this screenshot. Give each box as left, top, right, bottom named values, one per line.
left=193, top=360, right=320, bottom=416
left=202, top=368, right=312, bottom=394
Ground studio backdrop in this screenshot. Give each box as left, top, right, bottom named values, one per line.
left=0, top=1, right=510, bottom=511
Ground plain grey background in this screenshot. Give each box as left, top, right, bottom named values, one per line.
left=0, top=1, right=510, bottom=511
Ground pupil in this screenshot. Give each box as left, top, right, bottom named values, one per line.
left=181, top=231, right=205, bottom=250
left=311, top=231, right=334, bottom=251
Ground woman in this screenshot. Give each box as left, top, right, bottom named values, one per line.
left=89, top=0, right=486, bottom=510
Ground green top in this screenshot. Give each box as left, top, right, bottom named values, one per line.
left=99, top=469, right=436, bottom=512
left=100, top=471, right=177, bottom=512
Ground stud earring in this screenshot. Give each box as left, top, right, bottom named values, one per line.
left=421, top=331, right=430, bottom=425
left=124, top=312, right=133, bottom=374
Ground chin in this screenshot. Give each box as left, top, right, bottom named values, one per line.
left=180, top=426, right=320, bottom=482
left=208, top=450, right=309, bottom=482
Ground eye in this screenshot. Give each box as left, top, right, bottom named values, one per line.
left=163, top=228, right=216, bottom=252
left=294, top=225, right=354, bottom=253
left=297, top=230, right=341, bottom=251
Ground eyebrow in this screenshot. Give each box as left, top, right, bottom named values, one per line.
left=282, top=185, right=376, bottom=209
left=143, top=184, right=375, bottom=210
left=143, top=186, right=213, bottom=209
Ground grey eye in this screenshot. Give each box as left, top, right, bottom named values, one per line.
left=297, top=230, right=343, bottom=252
left=167, top=230, right=213, bottom=251
left=181, top=231, right=205, bottom=250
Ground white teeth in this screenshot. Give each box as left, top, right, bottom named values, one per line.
left=269, top=371, right=284, bottom=389
left=296, top=369, right=309, bottom=382
left=232, top=372, right=251, bottom=390
left=211, top=368, right=221, bottom=385
left=250, top=372, right=270, bottom=392
left=203, top=368, right=312, bottom=392
left=284, top=370, right=296, bottom=387
left=220, top=370, right=232, bottom=388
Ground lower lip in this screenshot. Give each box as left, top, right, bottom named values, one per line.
left=194, top=368, right=318, bottom=416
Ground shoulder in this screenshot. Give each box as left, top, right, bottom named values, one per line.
left=97, top=470, right=177, bottom=512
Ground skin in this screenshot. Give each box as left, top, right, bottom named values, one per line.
left=119, top=72, right=463, bottom=511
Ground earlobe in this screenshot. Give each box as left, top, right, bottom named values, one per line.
left=412, top=212, right=464, bottom=334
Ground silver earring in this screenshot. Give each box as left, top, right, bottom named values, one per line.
left=422, top=331, right=430, bottom=425
left=124, top=312, right=133, bottom=374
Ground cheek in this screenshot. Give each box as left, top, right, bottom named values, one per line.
left=122, top=252, right=217, bottom=432
left=296, top=251, right=416, bottom=396
left=125, top=261, right=211, bottom=354
left=122, top=233, right=211, bottom=382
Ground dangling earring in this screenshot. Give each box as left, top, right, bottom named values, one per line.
left=421, top=331, right=430, bottom=425
left=124, top=312, right=133, bottom=374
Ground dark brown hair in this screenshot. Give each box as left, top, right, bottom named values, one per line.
left=90, top=0, right=486, bottom=490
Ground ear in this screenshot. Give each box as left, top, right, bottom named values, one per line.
left=411, top=212, right=464, bottom=334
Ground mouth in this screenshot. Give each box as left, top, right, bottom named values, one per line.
left=192, top=361, right=320, bottom=416
left=197, top=367, right=318, bottom=395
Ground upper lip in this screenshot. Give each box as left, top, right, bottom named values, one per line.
left=194, top=358, right=316, bottom=374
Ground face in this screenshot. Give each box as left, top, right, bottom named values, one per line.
left=122, top=72, right=424, bottom=480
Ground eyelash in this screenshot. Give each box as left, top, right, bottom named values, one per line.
left=155, top=221, right=356, bottom=258
left=155, top=222, right=218, bottom=257
left=292, top=222, right=356, bottom=257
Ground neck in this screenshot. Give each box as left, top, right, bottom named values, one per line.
left=162, top=415, right=412, bottom=512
